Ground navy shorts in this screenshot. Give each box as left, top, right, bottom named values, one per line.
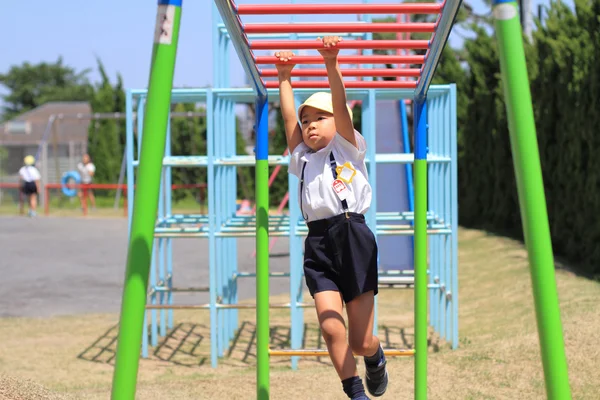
left=21, top=182, right=37, bottom=195
left=303, top=212, right=378, bottom=304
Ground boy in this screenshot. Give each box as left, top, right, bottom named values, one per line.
left=18, top=155, right=41, bottom=217
left=275, top=36, right=388, bottom=399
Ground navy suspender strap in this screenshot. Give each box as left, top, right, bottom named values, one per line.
left=299, top=162, right=308, bottom=220
left=299, top=151, right=349, bottom=222
left=329, top=152, right=350, bottom=215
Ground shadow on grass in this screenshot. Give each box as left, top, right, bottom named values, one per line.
left=77, top=324, right=118, bottom=364
left=78, top=320, right=442, bottom=368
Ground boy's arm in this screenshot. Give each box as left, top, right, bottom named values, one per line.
left=319, top=36, right=357, bottom=148
left=276, top=51, right=303, bottom=153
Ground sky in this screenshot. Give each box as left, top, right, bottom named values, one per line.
left=1, top=0, right=569, bottom=109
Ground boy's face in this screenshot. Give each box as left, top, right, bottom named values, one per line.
left=300, top=106, right=336, bottom=151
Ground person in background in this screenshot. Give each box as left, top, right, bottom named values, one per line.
left=19, top=155, right=41, bottom=217
left=77, top=153, right=96, bottom=210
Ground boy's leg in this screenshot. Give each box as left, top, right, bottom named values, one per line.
left=314, top=290, right=356, bottom=379
left=88, top=189, right=96, bottom=208
left=77, top=190, right=84, bottom=208
left=314, top=291, right=369, bottom=399
left=30, top=193, right=37, bottom=216
left=346, top=291, right=388, bottom=397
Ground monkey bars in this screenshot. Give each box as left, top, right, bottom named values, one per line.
left=214, top=0, right=460, bottom=97
left=211, top=1, right=462, bottom=400
left=249, top=39, right=431, bottom=50
left=253, top=54, right=426, bottom=64
left=236, top=3, right=443, bottom=14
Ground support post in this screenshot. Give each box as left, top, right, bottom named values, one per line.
left=492, top=1, right=571, bottom=398
left=255, top=94, right=270, bottom=400
left=413, top=97, right=428, bottom=400
left=111, top=1, right=181, bottom=398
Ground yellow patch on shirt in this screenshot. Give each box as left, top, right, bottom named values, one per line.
left=336, top=162, right=357, bottom=184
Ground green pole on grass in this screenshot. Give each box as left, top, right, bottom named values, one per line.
left=255, top=94, right=270, bottom=400
left=111, top=1, right=181, bottom=399
left=413, top=98, right=428, bottom=400
left=492, top=1, right=571, bottom=398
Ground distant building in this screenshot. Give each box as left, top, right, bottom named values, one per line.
left=0, top=102, right=91, bottom=184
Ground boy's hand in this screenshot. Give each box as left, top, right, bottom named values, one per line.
left=317, top=36, right=342, bottom=60
left=275, top=51, right=295, bottom=75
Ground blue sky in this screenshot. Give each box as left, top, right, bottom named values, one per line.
left=1, top=0, right=565, bottom=105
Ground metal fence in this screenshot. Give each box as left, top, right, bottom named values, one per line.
left=0, top=111, right=206, bottom=211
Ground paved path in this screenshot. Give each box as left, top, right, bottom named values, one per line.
left=0, top=216, right=294, bottom=318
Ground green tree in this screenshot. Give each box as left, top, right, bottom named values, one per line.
left=170, top=102, right=207, bottom=202
left=236, top=119, right=254, bottom=201
left=269, top=106, right=291, bottom=207
left=456, top=0, right=600, bottom=277
left=0, top=146, right=8, bottom=176
left=0, top=57, right=93, bottom=121
left=87, top=59, right=124, bottom=184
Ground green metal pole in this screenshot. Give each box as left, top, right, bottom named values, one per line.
left=111, top=2, right=181, bottom=399
left=492, top=2, right=572, bottom=399
left=413, top=99, right=428, bottom=400
left=255, top=96, right=270, bottom=399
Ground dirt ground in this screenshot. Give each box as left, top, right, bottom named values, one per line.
left=0, top=218, right=599, bottom=399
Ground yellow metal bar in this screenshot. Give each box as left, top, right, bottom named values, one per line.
left=268, top=348, right=415, bottom=357
left=145, top=302, right=314, bottom=310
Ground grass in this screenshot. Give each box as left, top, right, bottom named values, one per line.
left=0, top=228, right=599, bottom=399
left=0, top=194, right=289, bottom=218
left=0, top=191, right=208, bottom=218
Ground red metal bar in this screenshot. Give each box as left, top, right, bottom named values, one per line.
left=237, top=3, right=443, bottom=15
left=264, top=80, right=417, bottom=89
left=0, top=183, right=20, bottom=189
left=42, top=183, right=207, bottom=216
left=43, top=183, right=206, bottom=190
left=45, top=185, right=50, bottom=215
left=250, top=40, right=429, bottom=50
left=260, top=68, right=421, bottom=77
left=243, top=23, right=436, bottom=34
left=254, top=55, right=426, bottom=64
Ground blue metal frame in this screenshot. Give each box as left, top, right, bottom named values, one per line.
left=126, top=85, right=459, bottom=365
left=126, top=0, right=462, bottom=370
left=399, top=101, right=415, bottom=213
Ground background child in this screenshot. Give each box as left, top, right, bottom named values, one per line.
left=275, top=36, right=388, bottom=399
left=18, top=155, right=41, bottom=217
left=77, top=153, right=96, bottom=210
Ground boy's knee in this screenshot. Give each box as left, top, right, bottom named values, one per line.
left=320, top=319, right=346, bottom=343
left=349, top=335, right=375, bottom=356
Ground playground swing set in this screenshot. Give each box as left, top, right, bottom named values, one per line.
left=110, top=1, right=572, bottom=400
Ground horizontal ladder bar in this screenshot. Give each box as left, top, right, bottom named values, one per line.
left=145, top=302, right=314, bottom=310
left=243, top=23, right=436, bottom=34
left=153, top=228, right=452, bottom=238
left=236, top=4, right=443, bottom=15
left=133, top=153, right=451, bottom=168
left=233, top=272, right=290, bottom=278
left=254, top=55, right=426, bottom=64
left=260, top=68, right=420, bottom=78
left=250, top=39, right=429, bottom=50
left=269, top=348, right=415, bottom=357
left=152, top=286, right=209, bottom=292
left=264, top=80, right=418, bottom=89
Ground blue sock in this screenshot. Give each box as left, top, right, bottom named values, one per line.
left=342, top=376, right=367, bottom=399
left=364, top=344, right=384, bottom=367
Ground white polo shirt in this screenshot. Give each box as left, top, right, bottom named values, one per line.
left=288, top=130, right=372, bottom=222
left=77, top=162, right=96, bottom=184
left=19, top=166, right=41, bottom=183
